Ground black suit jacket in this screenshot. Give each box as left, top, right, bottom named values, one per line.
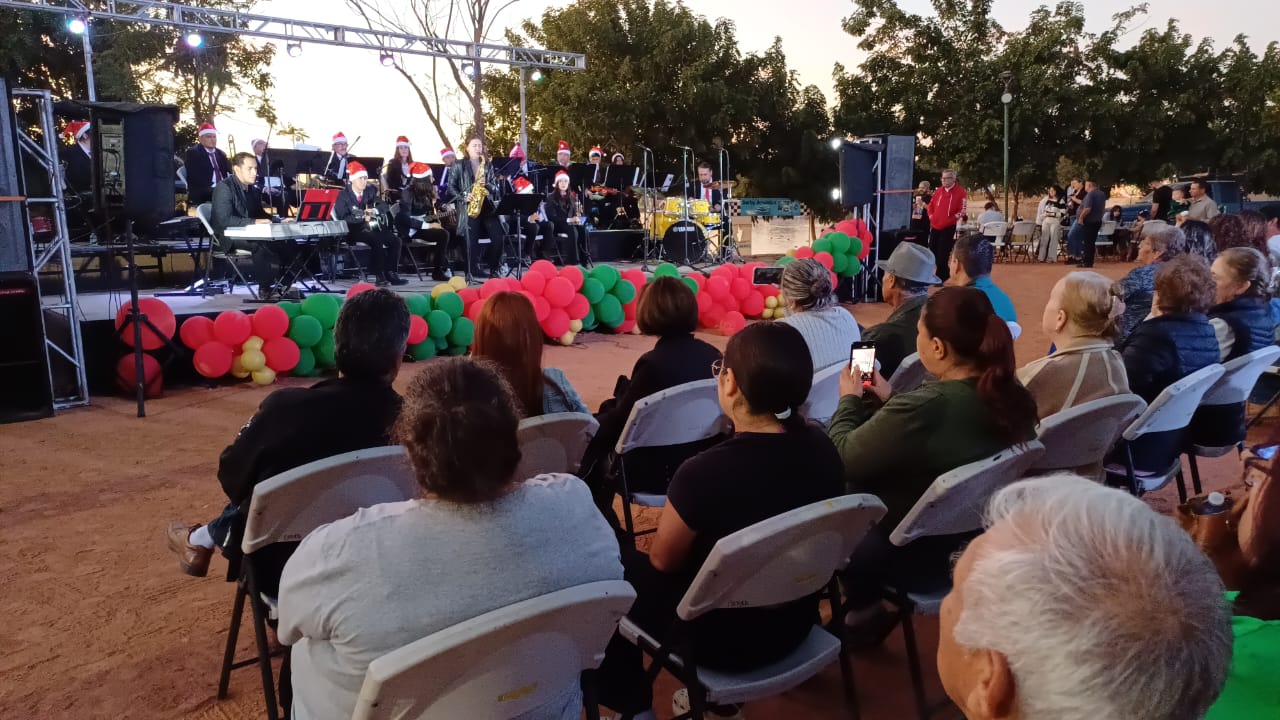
left=63, top=145, right=93, bottom=195
left=185, top=144, right=230, bottom=206
left=324, top=153, right=351, bottom=182
left=687, top=182, right=723, bottom=208
left=334, top=185, right=388, bottom=228
left=210, top=176, right=268, bottom=240
left=446, top=158, right=501, bottom=213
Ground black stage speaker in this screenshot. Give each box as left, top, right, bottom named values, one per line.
left=0, top=76, right=29, bottom=273
left=0, top=272, right=55, bottom=423
left=878, top=134, right=916, bottom=231
left=87, top=102, right=179, bottom=234
left=839, top=142, right=878, bottom=208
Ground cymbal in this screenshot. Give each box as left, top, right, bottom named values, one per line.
left=629, top=185, right=664, bottom=199
left=708, top=180, right=737, bottom=190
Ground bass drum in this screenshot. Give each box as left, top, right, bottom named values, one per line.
left=661, top=220, right=707, bottom=266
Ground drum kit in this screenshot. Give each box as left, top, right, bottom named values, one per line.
left=634, top=180, right=737, bottom=266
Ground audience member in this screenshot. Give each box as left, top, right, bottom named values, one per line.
left=473, top=291, right=588, bottom=416
left=778, top=258, right=860, bottom=370
left=578, top=277, right=722, bottom=509
left=830, top=286, right=1037, bottom=644
left=864, top=242, right=941, bottom=378
left=1018, top=271, right=1129, bottom=419
left=1116, top=222, right=1185, bottom=337
left=1210, top=213, right=1252, bottom=254
left=977, top=201, right=1004, bottom=231
left=947, top=234, right=1017, bottom=322
left=1187, top=179, right=1221, bottom=221
left=279, top=357, right=623, bottom=720
left=1183, top=219, right=1217, bottom=263
left=1076, top=179, right=1107, bottom=268
left=165, top=289, right=409, bottom=580
left=1064, top=178, right=1086, bottom=262
left=1150, top=180, right=1174, bottom=223
left=938, top=475, right=1231, bottom=720
left=596, top=322, right=842, bottom=720
left=1209, top=247, right=1273, bottom=362
left=1035, top=186, right=1066, bottom=262
left=1171, top=186, right=1191, bottom=220
left=1262, top=205, right=1280, bottom=266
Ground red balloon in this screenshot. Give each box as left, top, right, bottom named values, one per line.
left=115, top=298, right=176, bottom=350
left=710, top=264, right=736, bottom=282
left=686, top=272, right=706, bottom=290
left=479, top=278, right=506, bottom=300
left=458, top=288, right=479, bottom=308
left=560, top=265, right=585, bottom=290
left=719, top=310, right=747, bottom=336
left=520, top=271, right=547, bottom=295
left=529, top=259, right=558, bottom=278
left=834, top=219, right=859, bottom=237
left=262, top=336, right=301, bottom=372
left=407, top=314, right=429, bottom=345
left=532, top=295, right=551, bottom=322
left=730, top=277, right=752, bottom=301
left=721, top=295, right=741, bottom=313
left=741, top=291, right=765, bottom=317
left=706, top=276, right=731, bottom=300
left=759, top=285, right=781, bottom=298
left=795, top=246, right=815, bottom=260
left=251, top=305, right=290, bottom=340
left=857, top=231, right=873, bottom=260
left=541, top=308, right=570, bottom=338
left=696, top=290, right=713, bottom=313
left=703, top=302, right=727, bottom=328
left=616, top=319, right=637, bottom=334
left=466, top=298, right=486, bottom=322
left=116, top=352, right=163, bottom=398
left=543, top=276, right=575, bottom=308
left=814, top=251, right=835, bottom=271
left=213, top=310, right=253, bottom=347
left=622, top=268, right=647, bottom=289
left=505, top=278, right=523, bottom=292
left=566, top=293, right=590, bottom=321
left=193, top=341, right=234, bottom=378
left=624, top=301, right=637, bottom=320
left=830, top=270, right=840, bottom=290
left=346, top=282, right=377, bottom=299
left=178, top=315, right=215, bottom=350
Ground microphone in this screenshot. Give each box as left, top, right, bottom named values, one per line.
left=672, top=142, right=692, bottom=151
left=636, top=143, right=651, bottom=151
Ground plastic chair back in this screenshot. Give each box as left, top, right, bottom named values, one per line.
left=981, top=221, right=1009, bottom=240
left=1122, top=364, right=1225, bottom=440
left=352, top=581, right=636, bottom=720
left=241, top=446, right=418, bottom=554
left=799, top=363, right=844, bottom=426
left=1010, top=221, right=1037, bottom=239
left=1201, top=346, right=1280, bottom=406
left=195, top=202, right=216, bottom=237
left=1032, top=394, right=1147, bottom=473
left=889, top=353, right=934, bottom=394
left=614, top=379, right=727, bottom=455
left=889, top=441, right=1045, bottom=546
left=1006, top=322, right=1022, bottom=340
left=515, top=412, right=599, bottom=479
left=676, top=494, right=887, bottom=621
left=1099, top=220, right=1118, bottom=238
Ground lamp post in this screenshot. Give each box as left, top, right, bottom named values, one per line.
left=518, top=66, right=527, bottom=152
left=67, top=17, right=96, bottom=101
left=999, top=71, right=1013, bottom=220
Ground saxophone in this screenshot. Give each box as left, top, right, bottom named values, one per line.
left=466, top=155, right=488, bottom=218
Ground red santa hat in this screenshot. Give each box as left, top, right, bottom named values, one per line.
left=251, top=138, right=266, bottom=150
left=512, top=176, right=533, bottom=194
left=409, top=162, right=433, bottom=179
left=612, top=152, right=624, bottom=162
left=396, top=136, right=411, bottom=148
left=589, top=146, right=603, bottom=158
left=509, top=143, right=525, bottom=159
left=555, top=169, right=570, bottom=184
left=441, top=147, right=456, bottom=159
left=556, top=140, right=570, bottom=155
left=332, top=131, right=348, bottom=145
left=347, top=161, right=368, bottom=180
left=64, top=121, right=91, bottom=140
left=197, top=123, right=217, bottom=138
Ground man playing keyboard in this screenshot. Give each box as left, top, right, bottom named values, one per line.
left=211, top=152, right=296, bottom=299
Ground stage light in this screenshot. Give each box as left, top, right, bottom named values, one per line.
left=379, top=51, right=395, bottom=67
left=67, top=16, right=87, bottom=34
left=462, top=62, right=477, bottom=78
left=185, top=32, right=203, bottom=48
left=287, top=41, right=302, bottom=58
left=830, top=137, right=842, bottom=150
left=830, top=187, right=840, bottom=201
left=529, top=69, right=543, bottom=82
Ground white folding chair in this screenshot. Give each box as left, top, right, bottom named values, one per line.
left=981, top=221, right=1009, bottom=260
left=515, top=412, right=599, bottom=479
left=883, top=441, right=1046, bottom=720
left=1005, top=321, right=1022, bottom=341
left=800, top=362, right=845, bottom=426
left=195, top=202, right=258, bottom=299
left=613, top=379, right=728, bottom=539
left=219, top=446, right=418, bottom=720
left=352, top=581, right=637, bottom=720
left=1030, top=394, right=1147, bottom=481
left=1185, top=346, right=1280, bottom=495
left=1095, top=220, right=1117, bottom=260
left=620, top=494, right=887, bottom=720
left=1103, top=364, right=1225, bottom=500
left=889, top=353, right=934, bottom=394
left=1008, top=221, right=1037, bottom=262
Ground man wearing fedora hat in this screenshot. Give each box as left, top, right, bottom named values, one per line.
left=863, top=242, right=941, bottom=377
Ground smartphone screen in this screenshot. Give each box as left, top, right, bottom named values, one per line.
left=850, top=341, right=876, bottom=383
left=753, top=266, right=784, bottom=285
left=1255, top=444, right=1278, bottom=461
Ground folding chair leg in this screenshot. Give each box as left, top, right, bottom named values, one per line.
left=1188, top=454, right=1203, bottom=497
left=1124, top=445, right=1141, bottom=497
left=580, top=670, right=601, bottom=720
left=246, top=568, right=281, bottom=720
left=899, top=608, right=931, bottom=720
left=1175, top=469, right=1188, bottom=504
left=217, top=579, right=248, bottom=699
left=618, top=461, right=637, bottom=544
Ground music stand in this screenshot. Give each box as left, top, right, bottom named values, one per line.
left=495, top=192, right=543, bottom=279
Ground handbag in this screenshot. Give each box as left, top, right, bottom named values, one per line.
left=1176, top=444, right=1280, bottom=589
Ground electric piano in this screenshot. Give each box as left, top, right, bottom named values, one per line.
left=223, top=220, right=348, bottom=240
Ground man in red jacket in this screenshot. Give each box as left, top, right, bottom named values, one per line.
left=927, top=168, right=967, bottom=281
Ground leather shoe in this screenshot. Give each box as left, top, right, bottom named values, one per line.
left=167, top=521, right=212, bottom=577
left=385, top=271, right=408, bottom=286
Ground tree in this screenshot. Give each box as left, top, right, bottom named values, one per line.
left=0, top=10, right=152, bottom=101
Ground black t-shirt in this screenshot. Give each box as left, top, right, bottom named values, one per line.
left=1082, top=188, right=1107, bottom=226
left=666, top=424, right=845, bottom=668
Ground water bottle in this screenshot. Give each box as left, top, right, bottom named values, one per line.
left=1190, top=491, right=1231, bottom=517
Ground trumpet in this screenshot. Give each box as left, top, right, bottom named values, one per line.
left=228, top=134, right=236, bottom=156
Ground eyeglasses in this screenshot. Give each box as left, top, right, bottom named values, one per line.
left=711, top=358, right=724, bottom=377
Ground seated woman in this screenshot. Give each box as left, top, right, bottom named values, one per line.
left=1018, top=271, right=1129, bottom=419
left=777, top=257, right=861, bottom=370
left=828, top=286, right=1037, bottom=643
left=1117, top=222, right=1185, bottom=337
left=578, top=277, right=722, bottom=509
left=278, top=357, right=623, bottom=720
left=1115, top=255, right=1219, bottom=474
left=473, top=291, right=588, bottom=416
left=1209, top=247, right=1274, bottom=362
left=395, top=165, right=454, bottom=281
left=595, top=322, right=843, bottom=720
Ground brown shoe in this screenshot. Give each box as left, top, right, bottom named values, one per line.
left=167, top=521, right=213, bottom=577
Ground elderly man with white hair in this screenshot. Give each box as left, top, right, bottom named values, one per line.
left=937, top=474, right=1233, bottom=720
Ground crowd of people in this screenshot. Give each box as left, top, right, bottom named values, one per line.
left=164, top=195, right=1280, bottom=719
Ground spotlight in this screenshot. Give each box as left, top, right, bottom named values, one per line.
left=830, top=137, right=842, bottom=150
left=830, top=187, right=841, bottom=201
left=287, top=41, right=302, bottom=58
left=379, top=51, right=395, bottom=67
left=529, top=69, right=543, bottom=82
left=462, top=62, right=477, bottom=78
left=185, top=31, right=203, bottom=48
left=67, top=16, right=87, bottom=35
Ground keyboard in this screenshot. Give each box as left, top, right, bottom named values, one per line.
left=223, top=220, right=348, bottom=240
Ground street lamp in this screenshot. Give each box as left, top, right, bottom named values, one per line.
left=66, top=16, right=96, bottom=101
left=830, top=137, right=842, bottom=150
left=999, top=71, right=1013, bottom=221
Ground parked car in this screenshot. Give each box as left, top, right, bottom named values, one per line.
left=1121, top=178, right=1267, bottom=223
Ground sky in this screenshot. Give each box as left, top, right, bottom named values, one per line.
left=215, top=0, right=1275, bottom=162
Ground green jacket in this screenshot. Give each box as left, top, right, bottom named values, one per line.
left=827, top=378, right=1019, bottom=530
left=861, top=294, right=927, bottom=379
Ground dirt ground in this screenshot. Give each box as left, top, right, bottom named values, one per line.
left=0, top=260, right=1259, bottom=720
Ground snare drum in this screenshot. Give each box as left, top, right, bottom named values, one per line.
left=663, top=197, right=688, bottom=215
left=689, top=199, right=711, bottom=215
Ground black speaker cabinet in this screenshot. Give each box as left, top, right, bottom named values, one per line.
left=839, top=142, right=878, bottom=208
left=0, top=272, right=54, bottom=423
left=85, top=102, right=179, bottom=234
left=0, top=76, right=29, bottom=274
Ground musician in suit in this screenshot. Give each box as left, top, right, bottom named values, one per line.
left=382, top=136, right=414, bottom=200
left=503, top=148, right=554, bottom=262
left=436, top=147, right=457, bottom=204
left=251, top=138, right=289, bottom=217
left=210, top=152, right=294, bottom=299
left=185, top=123, right=230, bottom=207
left=323, top=131, right=352, bottom=182
left=545, top=170, right=589, bottom=266
left=686, top=161, right=723, bottom=213
left=334, top=161, right=407, bottom=286
left=447, top=136, right=507, bottom=279
left=62, top=121, right=94, bottom=195
left=396, top=163, right=454, bottom=281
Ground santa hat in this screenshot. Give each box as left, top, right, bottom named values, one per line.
left=589, top=146, right=603, bottom=158
left=332, top=131, right=348, bottom=145
left=441, top=147, right=456, bottom=159
left=556, top=140, right=570, bottom=155
left=512, top=176, right=533, bottom=194
left=64, top=121, right=91, bottom=140
left=509, top=143, right=525, bottom=159
left=396, top=136, right=411, bottom=148
left=611, top=152, right=624, bottom=162
left=197, top=123, right=217, bottom=138
left=347, top=161, right=368, bottom=180
left=555, top=169, right=570, bottom=183
left=409, top=162, right=433, bottom=179
left=251, top=138, right=266, bottom=149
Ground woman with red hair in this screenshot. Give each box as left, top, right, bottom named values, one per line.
left=472, top=292, right=588, bottom=417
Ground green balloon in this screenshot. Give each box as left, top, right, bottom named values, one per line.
left=654, top=263, right=680, bottom=278
left=776, top=255, right=797, bottom=266
left=589, top=264, right=620, bottom=292
left=848, top=257, right=863, bottom=276
left=278, top=301, right=301, bottom=319
left=409, top=340, right=437, bottom=361
left=832, top=252, right=849, bottom=274
left=582, top=307, right=598, bottom=331
left=447, top=316, right=474, bottom=347
left=444, top=344, right=469, bottom=356
left=812, top=237, right=833, bottom=254
left=612, top=279, right=637, bottom=304
left=301, top=293, right=341, bottom=329
left=582, top=278, right=605, bottom=304
left=434, top=292, right=464, bottom=319
left=313, top=332, right=336, bottom=367
left=849, top=238, right=863, bottom=258
left=405, top=294, right=432, bottom=317
left=426, top=309, right=452, bottom=339
left=293, top=346, right=317, bottom=376
left=287, top=314, right=323, bottom=348
left=596, top=294, right=624, bottom=328
left=434, top=336, right=450, bottom=351
left=681, top=276, right=700, bottom=295
left=829, top=232, right=851, bottom=254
